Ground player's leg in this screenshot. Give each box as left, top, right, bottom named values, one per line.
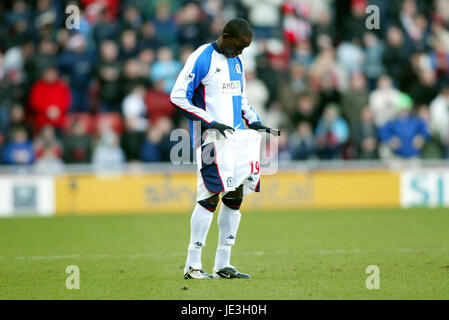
left=184, top=193, right=219, bottom=279
left=213, top=185, right=250, bottom=279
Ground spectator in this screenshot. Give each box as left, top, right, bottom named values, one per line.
left=121, top=5, right=143, bottom=31
left=354, top=106, right=378, bottom=159
left=369, top=74, right=401, bottom=127
left=378, top=93, right=430, bottom=159
left=341, top=73, right=370, bottom=144
left=282, top=2, right=312, bottom=46
left=140, top=126, right=163, bottom=163
left=277, top=132, right=292, bottom=162
left=33, top=125, right=63, bottom=161
left=58, top=34, right=95, bottom=112
left=92, top=123, right=125, bottom=167
left=24, top=39, right=57, bottom=84
left=138, top=21, right=161, bottom=51
left=309, top=46, right=347, bottom=92
left=121, top=85, right=148, bottom=161
left=341, top=0, right=367, bottom=42
left=254, top=49, right=284, bottom=104
left=398, top=0, right=431, bottom=51
left=363, top=32, right=385, bottom=89
left=291, top=92, right=321, bottom=130
left=244, top=68, right=269, bottom=121
left=81, top=0, right=120, bottom=22
left=431, top=19, right=449, bottom=54
left=177, top=2, right=207, bottom=49
left=119, top=29, right=139, bottom=60
left=155, top=116, right=176, bottom=162
left=315, top=104, right=349, bottom=159
left=122, top=85, right=148, bottom=132
left=62, top=119, right=92, bottom=163
left=336, top=39, right=365, bottom=73
left=291, top=41, right=315, bottom=68
left=2, top=44, right=28, bottom=105
left=153, top=1, right=178, bottom=48
left=2, top=127, right=34, bottom=165
left=140, top=116, right=174, bottom=162
left=278, top=63, right=309, bottom=115
left=311, top=9, right=336, bottom=53
left=264, top=101, right=288, bottom=130
left=408, top=69, right=439, bottom=106
left=383, top=26, right=410, bottom=83
left=34, top=146, right=65, bottom=174
left=4, top=103, right=32, bottom=142
left=289, top=122, right=315, bottom=160
left=4, top=0, right=31, bottom=30
left=417, top=104, right=444, bottom=159
left=429, top=82, right=449, bottom=158
left=92, top=6, right=120, bottom=44
left=137, top=48, right=155, bottom=76
left=28, top=66, right=71, bottom=134
left=150, top=46, right=182, bottom=94
left=317, top=73, right=342, bottom=112
left=3, top=1, right=32, bottom=48
left=145, top=79, right=176, bottom=126
left=95, top=40, right=122, bottom=112
left=242, top=0, right=283, bottom=39
left=120, top=59, right=151, bottom=99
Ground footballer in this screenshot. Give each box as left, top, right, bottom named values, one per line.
left=170, top=18, right=280, bottom=279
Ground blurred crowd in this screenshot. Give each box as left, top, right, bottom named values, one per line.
left=1, top=0, right=449, bottom=168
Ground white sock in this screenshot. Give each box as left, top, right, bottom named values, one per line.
left=184, top=203, right=214, bottom=273
left=214, top=204, right=241, bottom=270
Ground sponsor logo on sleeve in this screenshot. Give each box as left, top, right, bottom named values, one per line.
left=185, top=72, right=195, bottom=82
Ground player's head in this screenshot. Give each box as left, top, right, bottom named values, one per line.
left=219, top=18, right=252, bottom=58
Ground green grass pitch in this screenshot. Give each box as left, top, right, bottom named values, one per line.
left=0, top=208, right=448, bottom=300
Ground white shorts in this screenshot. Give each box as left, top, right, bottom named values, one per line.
left=196, top=129, right=262, bottom=201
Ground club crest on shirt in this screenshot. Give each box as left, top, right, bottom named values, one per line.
left=235, top=63, right=241, bottom=74
left=185, top=72, right=195, bottom=82
left=227, top=177, right=234, bottom=188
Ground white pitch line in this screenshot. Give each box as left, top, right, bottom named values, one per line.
left=4, top=253, right=159, bottom=261
left=0, top=248, right=446, bottom=261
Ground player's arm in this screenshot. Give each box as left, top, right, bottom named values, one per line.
left=169, top=50, right=216, bottom=127
left=240, top=63, right=281, bottom=136
left=170, top=49, right=233, bottom=137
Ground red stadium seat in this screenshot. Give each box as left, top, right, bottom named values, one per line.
left=93, top=112, right=124, bottom=136
left=64, top=113, right=94, bottom=134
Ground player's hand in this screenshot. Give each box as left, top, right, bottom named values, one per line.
left=209, top=122, right=235, bottom=138
left=249, top=123, right=281, bottom=136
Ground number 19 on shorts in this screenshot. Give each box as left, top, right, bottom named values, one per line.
left=250, top=161, right=260, bottom=175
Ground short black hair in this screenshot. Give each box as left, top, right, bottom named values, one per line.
left=223, top=18, right=252, bottom=38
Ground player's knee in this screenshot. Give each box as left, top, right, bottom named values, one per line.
left=206, top=193, right=220, bottom=204
left=222, top=197, right=243, bottom=210
left=225, top=185, right=243, bottom=199
left=198, top=199, right=218, bottom=212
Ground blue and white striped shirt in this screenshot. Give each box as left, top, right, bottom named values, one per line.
left=170, top=42, right=260, bottom=147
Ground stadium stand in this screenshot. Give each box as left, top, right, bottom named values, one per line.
left=0, top=0, right=449, bottom=166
